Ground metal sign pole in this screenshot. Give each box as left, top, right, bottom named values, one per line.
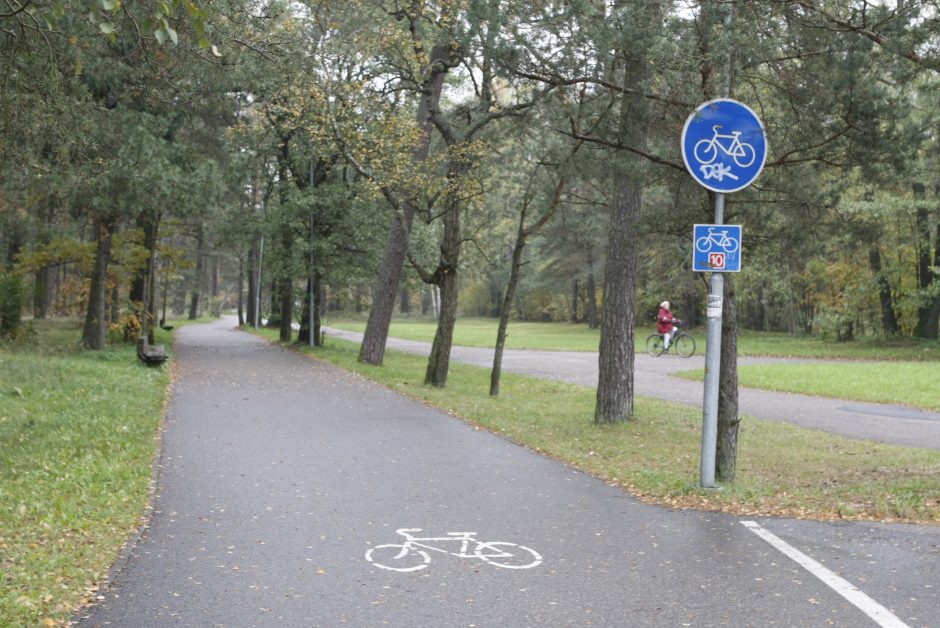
left=308, top=211, right=315, bottom=347
left=308, top=161, right=316, bottom=347
left=700, top=193, right=724, bottom=489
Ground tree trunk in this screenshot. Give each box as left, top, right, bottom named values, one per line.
left=247, top=244, right=258, bottom=327
left=267, top=279, right=281, bottom=327
left=595, top=3, right=658, bottom=423
left=586, top=270, right=598, bottom=329
left=716, top=274, right=740, bottom=482
left=399, top=286, right=412, bottom=314
left=82, top=219, right=113, bottom=350
left=34, top=265, right=53, bottom=320
left=358, top=42, right=451, bottom=365
left=279, top=277, right=293, bottom=342
left=424, top=167, right=463, bottom=387
left=425, top=264, right=458, bottom=387
left=188, top=223, right=205, bottom=321
left=491, top=222, right=529, bottom=397
left=922, top=218, right=940, bottom=340
left=570, top=279, right=579, bottom=323
left=238, top=256, right=245, bottom=326
left=914, top=202, right=933, bottom=337
left=868, top=246, right=900, bottom=335
left=299, top=275, right=316, bottom=345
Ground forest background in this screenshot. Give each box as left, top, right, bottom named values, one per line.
left=4, top=2, right=940, bottom=623
left=2, top=0, right=940, bottom=410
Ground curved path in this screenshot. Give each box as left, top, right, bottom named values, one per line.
left=76, top=318, right=939, bottom=627
left=325, top=328, right=940, bottom=451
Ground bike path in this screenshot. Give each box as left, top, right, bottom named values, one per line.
left=322, top=329, right=940, bottom=451
left=76, top=319, right=939, bottom=627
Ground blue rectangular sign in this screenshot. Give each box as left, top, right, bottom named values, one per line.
left=693, top=224, right=742, bottom=272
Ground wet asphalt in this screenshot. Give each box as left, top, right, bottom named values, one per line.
left=75, top=319, right=940, bottom=627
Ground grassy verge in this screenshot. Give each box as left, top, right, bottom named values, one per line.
left=0, top=319, right=175, bottom=626
left=326, top=316, right=940, bottom=360
left=675, top=361, right=940, bottom=412
left=254, top=327, right=940, bottom=525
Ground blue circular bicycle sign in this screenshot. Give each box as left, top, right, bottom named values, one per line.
left=681, top=98, right=767, bottom=193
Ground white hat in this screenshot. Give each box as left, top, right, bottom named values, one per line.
left=659, top=301, right=670, bottom=309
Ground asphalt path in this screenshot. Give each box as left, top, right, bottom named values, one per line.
left=76, top=318, right=940, bottom=627
left=322, top=328, right=940, bottom=451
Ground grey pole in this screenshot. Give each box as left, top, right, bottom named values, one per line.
left=700, top=193, right=724, bottom=488
left=699, top=5, right=734, bottom=490
left=254, top=235, right=264, bottom=330
left=308, top=161, right=315, bottom=347
left=308, top=213, right=315, bottom=347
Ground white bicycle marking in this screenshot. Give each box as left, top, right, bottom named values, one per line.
left=695, top=227, right=739, bottom=254
left=365, top=528, right=542, bottom=572
left=693, top=125, right=757, bottom=168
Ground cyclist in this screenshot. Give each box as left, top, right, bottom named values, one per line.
left=657, top=301, right=681, bottom=352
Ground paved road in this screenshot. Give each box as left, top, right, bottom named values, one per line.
left=76, top=319, right=939, bottom=627
left=322, top=328, right=940, bottom=451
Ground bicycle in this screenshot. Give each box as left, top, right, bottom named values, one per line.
left=694, top=226, right=739, bottom=254
left=646, top=324, right=696, bottom=358
left=693, top=125, right=757, bottom=168
left=364, top=528, right=542, bottom=572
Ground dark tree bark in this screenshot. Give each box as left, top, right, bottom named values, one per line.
left=424, top=258, right=458, bottom=387
left=399, top=286, right=412, bottom=314
left=595, top=3, right=659, bottom=423
left=490, top=235, right=527, bottom=397
left=267, top=279, right=280, bottom=327
left=716, top=274, right=740, bottom=482
left=82, top=218, right=114, bottom=350
left=188, top=223, right=205, bottom=321
left=247, top=244, right=258, bottom=327
left=34, top=265, right=53, bottom=319
left=868, top=246, right=900, bottom=335
left=491, top=173, right=567, bottom=397
left=585, top=269, right=599, bottom=329
left=570, top=279, right=579, bottom=323
left=298, top=273, right=323, bottom=346
left=237, top=256, right=245, bottom=326
left=128, top=214, right=160, bottom=341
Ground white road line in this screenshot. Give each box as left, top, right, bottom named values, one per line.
left=741, top=521, right=910, bottom=628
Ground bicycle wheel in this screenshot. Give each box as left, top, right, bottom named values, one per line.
left=733, top=142, right=756, bottom=168
left=364, top=544, right=431, bottom=572
left=693, top=139, right=718, bottom=164
left=646, top=333, right=665, bottom=357
left=674, top=333, right=696, bottom=358
left=474, top=542, right=542, bottom=569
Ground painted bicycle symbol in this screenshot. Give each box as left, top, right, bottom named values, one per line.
left=364, top=528, right=542, bottom=572
left=695, top=227, right=739, bottom=254
left=693, top=125, right=757, bottom=168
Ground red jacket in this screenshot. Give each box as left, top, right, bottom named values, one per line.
left=657, top=307, right=676, bottom=334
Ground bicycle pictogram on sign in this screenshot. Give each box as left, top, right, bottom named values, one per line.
left=693, top=224, right=742, bottom=273
left=682, top=99, right=767, bottom=194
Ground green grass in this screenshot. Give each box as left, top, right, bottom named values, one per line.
left=328, top=316, right=607, bottom=352
left=0, top=318, right=174, bottom=627
left=677, top=361, right=940, bottom=412
left=735, top=328, right=940, bottom=361
left=326, top=315, right=940, bottom=361
left=255, top=327, right=940, bottom=525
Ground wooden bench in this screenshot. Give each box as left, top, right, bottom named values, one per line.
left=136, top=338, right=168, bottom=366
